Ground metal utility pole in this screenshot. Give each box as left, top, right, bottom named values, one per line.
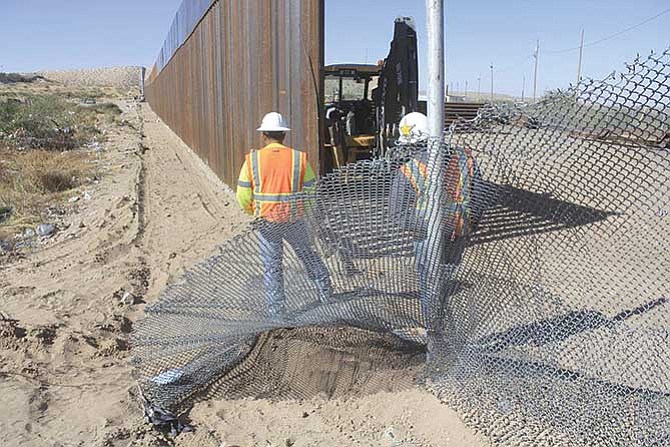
left=424, top=0, right=446, bottom=333
left=426, top=0, right=445, bottom=144
left=533, top=40, right=540, bottom=101
left=521, top=75, right=525, bottom=101
left=490, top=64, right=494, bottom=101
left=576, top=29, right=585, bottom=87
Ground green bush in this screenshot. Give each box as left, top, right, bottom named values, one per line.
left=0, top=94, right=103, bottom=150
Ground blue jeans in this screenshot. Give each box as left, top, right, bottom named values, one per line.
left=414, top=237, right=465, bottom=328
left=257, top=220, right=332, bottom=316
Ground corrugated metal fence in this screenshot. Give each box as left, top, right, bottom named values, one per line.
left=146, top=0, right=324, bottom=187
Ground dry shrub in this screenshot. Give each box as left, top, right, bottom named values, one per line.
left=0, top=93, right=112, bottom=151
left=38, top=171, right=76, bottom=193
left=0, top=148, right=95, bottom=231
left=0, top=89, right=113, bottom=238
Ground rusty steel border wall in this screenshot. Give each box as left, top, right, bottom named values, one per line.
left=150, top=0, right=216, bottom=75
left=146, top=0, right=324, bottom=187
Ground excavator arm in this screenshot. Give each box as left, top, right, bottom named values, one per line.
left=374, top=17, right=419, bottom=154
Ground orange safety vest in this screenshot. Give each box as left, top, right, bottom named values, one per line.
left=247, top=143, right=308, bottom=223
left=400, top=146, right=476, bottom=239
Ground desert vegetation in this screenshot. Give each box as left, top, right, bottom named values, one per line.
left=0, top=83, right=122, bottom=242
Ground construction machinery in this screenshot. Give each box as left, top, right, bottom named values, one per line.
left=323, top=17, right=419, bottom=172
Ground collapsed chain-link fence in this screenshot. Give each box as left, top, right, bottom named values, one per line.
left=132, top=50, right=670, bottom=446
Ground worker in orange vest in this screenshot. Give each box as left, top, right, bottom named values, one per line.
left=237, top=112, right=332, bottom=318
left=390, top=112, right=478, bottom=338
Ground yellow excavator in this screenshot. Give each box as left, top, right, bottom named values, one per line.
left=323, top=17, right=419, bottom=173
left=324, top=63, right=380, bottom=168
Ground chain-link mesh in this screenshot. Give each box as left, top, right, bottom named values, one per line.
left=132, top=50, right=670, bottom=445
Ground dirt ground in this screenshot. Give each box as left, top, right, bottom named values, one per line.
left=0, top=99, right=487, bottom=447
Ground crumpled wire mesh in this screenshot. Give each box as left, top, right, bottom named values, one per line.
left=132, top=49, right=670, bottom=446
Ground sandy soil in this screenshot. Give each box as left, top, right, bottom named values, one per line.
left=0, top=102, right=486, bottom=447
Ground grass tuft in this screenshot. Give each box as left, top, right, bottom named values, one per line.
left=0, top=88, right=121, bottom=242
left=0, top=148, right=96, bottom=237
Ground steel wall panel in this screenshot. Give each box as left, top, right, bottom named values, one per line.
left=146, top=0, right=323, bottom=188
left=152, top=0, right=215, bottom=74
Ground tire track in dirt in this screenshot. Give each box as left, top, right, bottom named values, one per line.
left=0, top=99, right=158, bottom=447
left=135, top=105, right=248, bottom=302
left=0, top=99, right=242, bottom=447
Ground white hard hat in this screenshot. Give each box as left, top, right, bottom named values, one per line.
left=257, top=112, right=291, bottom=132
left=398, top=112, right=428, bottom=143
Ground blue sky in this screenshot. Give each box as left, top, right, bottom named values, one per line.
left=1, top=0, right=668, bottom=96
left=0, top=1, right=183, bottom=72
left=326, top=0, right=669, bottom=96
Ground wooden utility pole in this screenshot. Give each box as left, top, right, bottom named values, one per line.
left=533, top=40, right=540, bottom=101
left=576, top=29, right=585, bottom=87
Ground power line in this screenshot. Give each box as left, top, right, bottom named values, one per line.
left=478, top=53, right=534, bottom=83
left=470, top=6, right=669, bottom=95
left=495, top=54, right=534, bottom=74
left=546, top=6, right=670, bottom=55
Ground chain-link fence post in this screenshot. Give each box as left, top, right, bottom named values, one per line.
left=424, top=0, right=447, bottom=334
